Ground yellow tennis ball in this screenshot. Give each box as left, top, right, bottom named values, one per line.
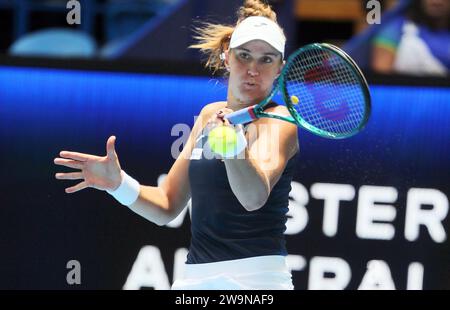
left=208, top=126, right=237, bottom=156
left=291, top=95, right=299, bottom=105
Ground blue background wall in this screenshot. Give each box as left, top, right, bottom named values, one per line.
left=0, top=65, right=449, bottom=289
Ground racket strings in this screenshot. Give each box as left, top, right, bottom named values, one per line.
left=284, top=47, right=367, bottom=137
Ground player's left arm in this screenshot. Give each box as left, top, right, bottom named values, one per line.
left=224, top=106, right=299, bottom=211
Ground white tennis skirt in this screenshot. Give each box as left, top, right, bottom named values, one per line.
left=171, top=255, right=293, bottom=290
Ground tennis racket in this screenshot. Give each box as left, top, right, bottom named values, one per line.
left=224, top=43, right=371, bottom=139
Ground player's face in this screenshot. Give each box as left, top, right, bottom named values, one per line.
left=226, top=40, right=283, bottom=105
left=422, top=0, right=450, bottom=19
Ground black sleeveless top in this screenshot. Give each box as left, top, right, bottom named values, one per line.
left=186, top=104, right=298, bottom=264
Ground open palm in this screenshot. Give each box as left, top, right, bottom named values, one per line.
left=54, top=136, right=122, bottom=193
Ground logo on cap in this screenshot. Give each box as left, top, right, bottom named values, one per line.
left=253, top=22, right=268, bottom=27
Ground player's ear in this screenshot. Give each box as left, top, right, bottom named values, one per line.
left=222, top=50, right=230, bottom=71
left=275, top=59, right=285, bottom=78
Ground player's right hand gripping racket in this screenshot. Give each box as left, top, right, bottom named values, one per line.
left=224, top=43, right=371, bottom=139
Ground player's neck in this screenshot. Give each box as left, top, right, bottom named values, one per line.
left=226, top=90, right=260, bottom=111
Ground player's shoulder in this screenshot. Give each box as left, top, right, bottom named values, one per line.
left=190, top=102, right=227, bottom=128
left=200, top=101, right=227, bottom=114
left=265, top=103, right=290, bottom=116
left=198, top=102, right=227, bottom=121
left=257, top=103, right=293, bottom=127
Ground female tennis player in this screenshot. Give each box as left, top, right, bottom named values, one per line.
left=54, top=0, right=298, bottom=290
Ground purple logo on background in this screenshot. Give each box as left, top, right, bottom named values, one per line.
left=304, top=57, right=349, bottom=122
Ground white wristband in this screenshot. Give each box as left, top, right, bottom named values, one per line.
left=107, top=170, right=140, bottom=206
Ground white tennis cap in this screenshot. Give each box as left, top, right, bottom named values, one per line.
left=229, top=16, right=286, bottom=58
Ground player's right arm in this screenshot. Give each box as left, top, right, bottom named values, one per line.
left=54, top=103, right=218, bottom=226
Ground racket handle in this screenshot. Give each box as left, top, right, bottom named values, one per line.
left=225, top=105, right=258, bottom=125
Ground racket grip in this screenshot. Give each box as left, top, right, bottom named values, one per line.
left=224, top=105, right=258, bottom=125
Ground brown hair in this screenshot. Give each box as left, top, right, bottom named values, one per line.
left=190, top=0, right=280, bottom=74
